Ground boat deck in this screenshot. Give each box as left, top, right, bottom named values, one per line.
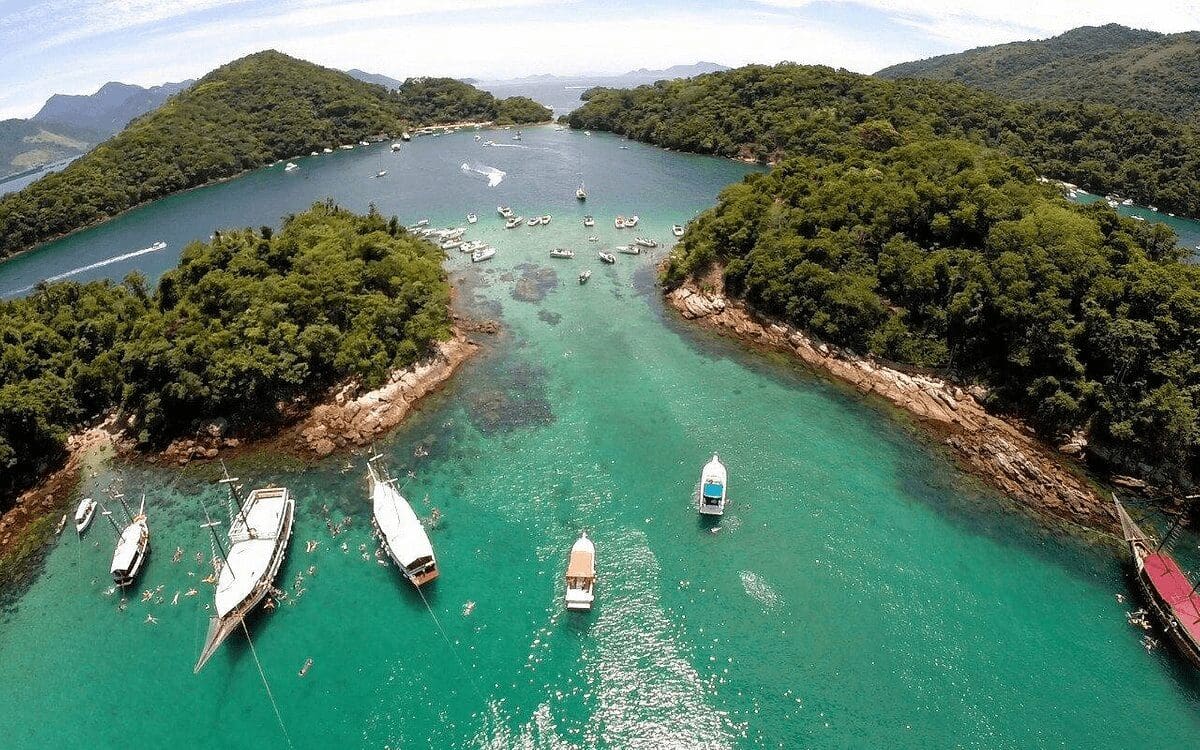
left=1143, top=553, right=1200, bottom=643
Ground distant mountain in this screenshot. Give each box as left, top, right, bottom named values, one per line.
left=33, top=80, right=193, bottom=135
left=0, top=119, right=100, bottom=182
left=620, top=62, right=729, bottom=79
left=346, top=69, right=404, bottom=90
left=876, top=24, right=1200, bottom=120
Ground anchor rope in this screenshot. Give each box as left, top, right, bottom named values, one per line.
left=241, top=619, right=294, bottom=749
left=414, top=583, right=489, bottom=708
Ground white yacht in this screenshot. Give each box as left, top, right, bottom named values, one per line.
left=368, top=457, right=439, bottom=586
left=625, top=215, right=640, bottom=228
left=578, top=270, right=591, bottom=284
left=565, top=532, right=596, bottom=611
left=576, top=182, right=587, bottom=201
left=401, top=131, right=412, bottom=141
left=617, top=245, right=641, bottom=255
left=527, top=216, right=541, bottom=227
left=359, top=140, right=370, bottom=146
left=467, top=212, right=478, bottom=224
left=74, top=497, right=96, bottom=535
left=598, top=251, right=616, bottom=264
left=194, top=470, right=294, bottom=673
left=614, top=216, right=626, bottom=229
left=110, top=496, right=149, bottom=587
left=498, top=205, right=514, bottom=218
left=672, top=224, right=685, bottom=237
left=441, top=238, right=463, bottom=251
left=634, top=237, right=658, bottom=248
left=340, top=144, right=355, bottom=150
left=550, top=248, right=575, bottom=259
left=472, top=247, right=497, bottom=263
left=583, top=215, right=595, bottom=227
left=391, top=143, right=402, bottom=151
left=284, top=162, right=299, bottom=172
left=322, top=147, right=333, bottom=154
left=505, top=217, right=523, bottom=229
left=513, top=130, right=523, bottom=141
left=697, top=454, right=727, bottom=516
left=540, top=215, right=552, bottom=225
left=374, top=170, right=388, bottom=178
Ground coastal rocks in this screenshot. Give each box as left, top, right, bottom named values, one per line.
left=665, top=284, right=1115, bottom=530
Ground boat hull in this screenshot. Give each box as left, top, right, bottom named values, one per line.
left=1132, top=549, right=1200, bottom=668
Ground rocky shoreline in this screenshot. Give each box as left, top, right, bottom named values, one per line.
left=667, top=282, right=1115, bottom=531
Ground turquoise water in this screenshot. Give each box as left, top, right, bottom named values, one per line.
left=2, top=127, right=1200, bottom=748
left=1069, top=190, right=1200, bottom=252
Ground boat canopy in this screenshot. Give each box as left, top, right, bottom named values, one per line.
left=111, top=520, right=145, bottom=571
left=215, top=487, right=290, bottom=617
left=1143, top=552, right=1200, bottom=645
left=372, top=472, right=434, bottom=568
left=702, top=481, right=724, bottom=499
left=567, top=535, right=595, bottom=579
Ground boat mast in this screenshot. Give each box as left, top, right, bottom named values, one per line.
left=198, top=496, right=234, bottom=580
left=98, top=505, right=122, bottom=536
left=219, top=460, right=252, bottom=530
left=112, top=491, right=134, bottom=523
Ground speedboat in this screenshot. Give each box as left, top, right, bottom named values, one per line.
left=374, top=170, right=387, bottom=178
left=576, top=182, right=587, bottom=201
left=368, top=456, right=439, bottom=587
left=194, top=470, right=294, bottom=672
left=391, top=143, right=402, bottom=151
left=401, top=131, right=411, bottom=141
left=565, top=532, right=596, bottom=611
left=617, top=245, right=641, bottom=255
left=110, top=496, right=150, bottom=587
left=513, top=130, right=523, bottom=141
left=583, top=215, right=595, bottom=227
left=697, top=454, right=727, bottom=516
left=625, top=215, right=640, bottom=228
left=310, top=151, right=319, bottom=156
left=672, top=224, right=685, bottom=237
left=284, top=162, right=299, bottom=172
left=359, top=140, right=370, bottom=146
left=467, top=212, right=478, bottom=224
left=323, top=147, right=333, bottom=153
left=498, top=205, right=514, bottom=218
left=74, top=497, right=96, bottom=534
left=472, top=247, right=496, bottom=263
left=484, top=140, right=496, bottom=147
left=340, top=144, right=355, bottom=150
left=598, top=251, right=616, bottom=264
left=441, top=238, right=463, bottom=250
left=579, top=270, right=591, bottom=284
left=634, top=237, right=658, bottom=248
left=506, top=217, right=523, bottom=229
left=540, top=215, right=551, bottom=225
left=461, top=240, right=486, bottom=253
left=527, top=216, right=541, bottom=226
left=550, top=248, right=575, bottom=259
left=615, top=216, right=626, bottom=229
left=444, top=227, right=466, bottom=240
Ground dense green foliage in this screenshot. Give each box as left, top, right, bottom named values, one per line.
left=667, top=141, right=1199, bottom=488
left=0, top=52, right=548, bottom=260
left=568, top=63, right=1200, bottom=219
left=496, top=96, right=553, bottom=125
left=0, top=203, right=452, bottom=510
left=878, top=24, right=1200, bottom=121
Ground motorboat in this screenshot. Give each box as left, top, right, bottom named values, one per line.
left=441, top=238, right=463, bottom=251
left=284, top=162, right=299, bottom=172
left=322, top=147, right=333, bottom=153
left=583, top=215, right=595, bottom=227
left=461, top=240, right=486, bottom=253
left=527, top=216, right=541, bottom=226
left=625, top=215, right=640, bottom=228
left=359, top=140, right=370, bottom=146
left=505, top=217, right=523, bottom=229
left=598, top=251, right=616, bottom=264
left=194, top=469, right=294, bottom=672
left=472, top=247, right=496, bottom=263
left=576, top=182, right=587, bottom=201
left=498, top=205, right=514, bottom=218
left=74, top=497, right=96, bottom=535
left=565, top=532, right=596, bottom=611
left=697, top=454, right=727, bottom=516
left=550, top=248, right=575, bottom=259
left=579, top=270, right=591, bottom=284
left=634, top=237, right=658, bottom=248
left=617, top=245, right=641, bottom=255
left=391, top=143, right=402, bottom=151
left=467, top=213, right=478, bottom=224
left=513, top=130, right=523, bottom=141
left=368, top=456, right=439, bottom=587
left=615, top=216, right=626, bottom=229
left=474, top=134, right=482, bottom=142
left=340, top=144, right=355, bottom=150
left=673, top=224, right=685, bottom=237
left=374, top=170, right=387, bottom=178
left=401, top=131, right=411, bottom=141
left=540, top=215, right=552, bottom=225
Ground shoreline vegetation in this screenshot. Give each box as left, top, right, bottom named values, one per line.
left=0, top=203, right=480, bottom=576
left=0, top=50, right=551, bottom=262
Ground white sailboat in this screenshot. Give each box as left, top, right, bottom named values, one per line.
left=368, top=456, right=439, bottom=587
left=697, top=454, right=727, bottom=516
left=565, top=532, right=596, bottom=611
left=110, top=494, right=149, bottom=587
left=194, top=468, right=294, bottom=673
left=74, top=496, right=96, bottom=534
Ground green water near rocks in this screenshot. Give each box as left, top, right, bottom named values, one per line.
left=1, top=127, right=1199, bottom=748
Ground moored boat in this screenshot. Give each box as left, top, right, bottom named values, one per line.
left=74, top=497, right=96, bottom=534
left=505, top=217, right=523, bottom=229
left=550, top=248, right=575, bottom=258
left=1115, top=496, right=1200, bottom=667
left=467, top=212, right=478, bottom=224
left=634, top=237, right=658, bottom=248
left=617, top=245, right=641, bottom=255
left=527, top=216, right=541, bottom=226
left=672, top=224, right=685, bottom=237
left=498, top=205, right=514, bottom=218
left=598, top=251, right=616, bottom=264
left=401, top=131, right=411, bottom=141
left=441, top=238, right=463, bottom=251
left=625, top=215, right=640, bottom=228
left=697, top=454, right=727, bottom=516
left=587, top=235, right=599, bottom=242
left=541, top=215, right=552, bottom=225
left=583, top=215, right=595, bottom=227
left=576, top=182, right=587, bottom=201
left=110, top=495, right=150, bottom=587
left=565, top=532, right=596, bottom=611
left=284, top=162, right=299, bottom=172
left=368, top=456, right=439, bottom=587
left=391, top=143, right=402, bottom=151
left=472, top=247, right=497, bottom=263
left=614, top=216, right=626, bottom=229
left=578, top=270, right=591, bottom=283
left=194, top=469, right=294, bottom=673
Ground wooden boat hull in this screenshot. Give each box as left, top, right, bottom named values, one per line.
left=1132, top=551, right=1200, bottom=668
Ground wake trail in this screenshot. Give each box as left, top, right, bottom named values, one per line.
left=5, top=241, right=167, bottom=295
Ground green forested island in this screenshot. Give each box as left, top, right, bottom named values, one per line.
left=0, top=51, right=550, bottom=260
left=0, top=203, right=451, bottom=510
left=568, top=62, right=1200, bottom=219
left=571, top=64, right=1199, bottom=490
left=877, top=24, right=1200, bottom=121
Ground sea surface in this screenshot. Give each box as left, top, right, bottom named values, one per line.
left=1, top=127, right=1199, bottom=748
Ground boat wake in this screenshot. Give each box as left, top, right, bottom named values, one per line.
left=5, top=241, right=167, bottom=296
left=460, top=162, right=506, bottom=187
left=739, top=570, right=781, bottom=609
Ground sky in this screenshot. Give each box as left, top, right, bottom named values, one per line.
left=1, top=0, right=1200, bottom=119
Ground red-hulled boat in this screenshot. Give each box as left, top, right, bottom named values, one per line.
left=1115, top=496, right=1200, bottom=666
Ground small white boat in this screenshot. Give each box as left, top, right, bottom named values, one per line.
left=505, top=217, right=523, bottom=229
left=540, top=215, right=551, bottom=225
left=444, top=227, right=466, bottom=240
left=441, top=239, right=463, bottom=250
left=579, top=270, right=591, bottom=284
left=584, top=130, right=591, bottom=136
left=587, top=235, right=600, bottom=243
left=498, top=205, right=514, bottom=218
left=484, top=140, right=496, bottom=147
left=474, top=134, right=482, bottom=142
left=615, top=216, right=626, bottom=229
left=550, top=248, right=575, bottom=259
left=401, top=131, right=411, bottom=141
left=359, top=140, right=370, bottom=146
left=527, top=216, right=541, bottom=226
left=617, top=245, right=641, bottom=255
left=1121, top=198, right=1134, bottom=206
left=461, top=240, right=486, bottom=253
left=576, top=182, right=587, bottom=201
left=340, top=144, right=355, bottom=150
left=565, top=532, right=596, bottom=611
left=110, top=497, right=150, bottom=587
left=1150, top=205, right=1159, bottom=212
left=74, top=497, right=96, bottom=534
left=634, top=237, right=658, bottom=248
left=323, top=147, right=333, bottom=154
left=310, top=151, right=319, bottom=156
left=284, top=162, right=299, bottom=172
left=374, top=170, right=387, bottom=178
left=472, top=247, right=496, bottom=263
left=598, top=251, right=616, bottom=264
left=55, top=514, right=67, bottom=535
left=513, top=130, right=523, bottom=141
left=672, top=224, right=685, bottom=237
left=467, top=213, right=477, bottom=224
left=391, top=143, right=402, bottom=151
left=697, top=454, right=727, bottom=516
left=625, top=215, right=640, bottom=228
left=583, top=215, right=595, bottom=227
